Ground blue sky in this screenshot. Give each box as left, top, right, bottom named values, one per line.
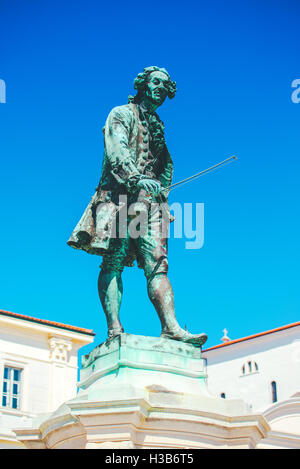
left=1, top=0, right=299, bottom=360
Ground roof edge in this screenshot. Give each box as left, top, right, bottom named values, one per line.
left=0, top=309, right=95, bottom=336
left=203, top=320, right=300, bottom=352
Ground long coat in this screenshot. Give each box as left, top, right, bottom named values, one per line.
left=67, top=103, right=174, bottom=266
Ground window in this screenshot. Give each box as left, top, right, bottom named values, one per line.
left=241, top=360, right=259, bottom=375
left=271, top=381, right=277, bottom=403
left=2, top=366, right=22, bottom=410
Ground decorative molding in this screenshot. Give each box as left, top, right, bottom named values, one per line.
left=14, top=392, right=269, bottom=449
left=48, top=337, right=72, bottom=362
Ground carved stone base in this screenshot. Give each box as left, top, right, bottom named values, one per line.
left=14, top=334, right=269, bottom=449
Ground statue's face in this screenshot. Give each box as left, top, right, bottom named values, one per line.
left=145, top=71, right=169, bottom=107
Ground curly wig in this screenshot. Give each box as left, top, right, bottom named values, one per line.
left=128, top=66, right=177, bottom=103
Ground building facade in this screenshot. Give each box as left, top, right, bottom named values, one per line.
left=0, top=309, right=95, bottom=449
left=202, top=322, right=300, bottom=448
left=1, top=306, right=299, bottom=449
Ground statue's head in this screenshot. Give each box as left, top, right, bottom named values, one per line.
left=129, top=66, right=177, bottom=107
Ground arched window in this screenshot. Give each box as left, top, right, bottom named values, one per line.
left=271, top=381, right=277, bottom=403
left=220, top=393, right=226, bottom=399
left=241, top=361, right=259, bottom=375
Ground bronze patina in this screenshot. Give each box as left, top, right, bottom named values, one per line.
left=68, top=66, right=207, bottom=346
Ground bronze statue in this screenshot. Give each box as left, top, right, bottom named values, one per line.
left=68, top=66, right=207, bottom=346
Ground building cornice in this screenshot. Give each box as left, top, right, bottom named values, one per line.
left=0, top=308, right=95, bottom=337
left=203, top=321, right=300, bottom=353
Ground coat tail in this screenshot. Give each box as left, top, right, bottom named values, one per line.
left=67, top=192, right=126, bottom=256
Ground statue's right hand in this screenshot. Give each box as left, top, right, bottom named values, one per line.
left=137, top=179, right=161, bottom=196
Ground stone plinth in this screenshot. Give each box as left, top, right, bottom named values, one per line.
left=14, top=334, right=270, bottom=449
left=79, top=333, right=208, bottom=397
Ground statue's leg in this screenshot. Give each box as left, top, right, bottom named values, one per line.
left=98, top=268, right=124, bottom=339
left=137, top=206, right=181, bottom=332
left=98, top=233, right=130, bottom=339
left=138, top=204, right=207, bottom=346
left=147, top=269, right=180, bottom=332
left=146, top=263, right=207, bottom=346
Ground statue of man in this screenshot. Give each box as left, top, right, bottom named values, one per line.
left=68, top=66, right=207, bottom=346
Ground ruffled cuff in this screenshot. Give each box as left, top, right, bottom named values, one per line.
left=125, top=173, right=148, bottom=192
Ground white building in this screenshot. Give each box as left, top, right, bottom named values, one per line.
left=0, top=308, right=95, bottom=449
left=202, top=321, right=300, bottom=448
left=1, top=305, right=299, bottom=449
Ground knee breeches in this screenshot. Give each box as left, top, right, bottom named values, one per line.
left=100, top=204, right=169, bottom=279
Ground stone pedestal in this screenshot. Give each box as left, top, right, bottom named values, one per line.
left=79, top=333, right=209, bottom=397
left=14, top=334, right=269, bottom=449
